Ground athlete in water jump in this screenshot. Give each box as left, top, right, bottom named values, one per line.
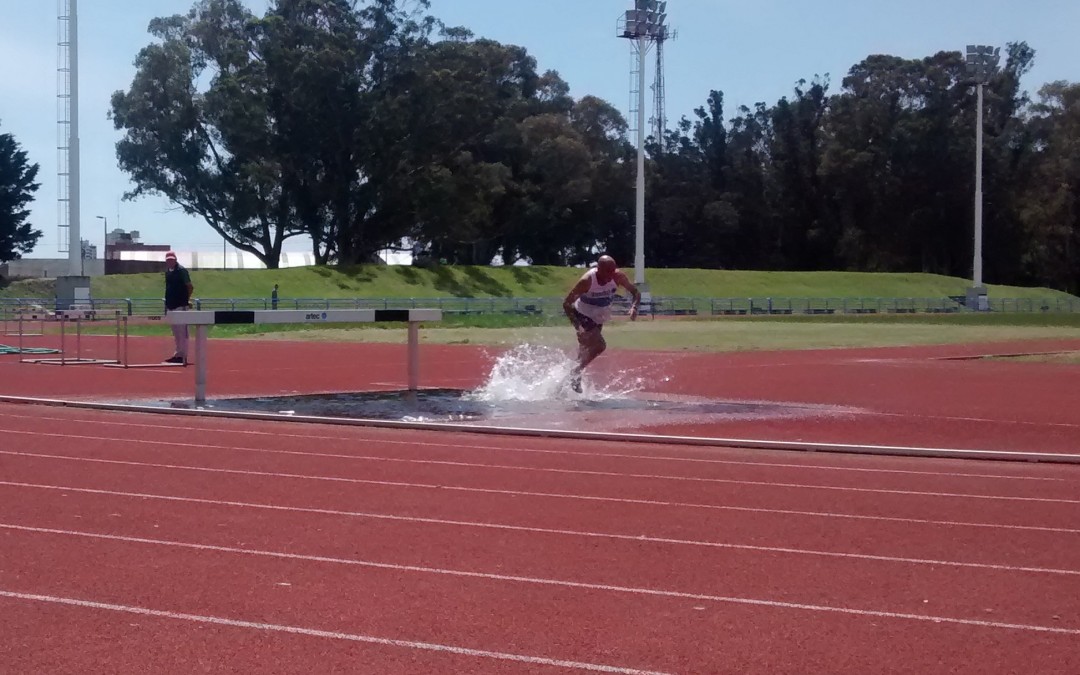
left=562, top=255, right=641, bottom=392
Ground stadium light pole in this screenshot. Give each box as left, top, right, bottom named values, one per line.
left=95, top=215, right=106, bottom=247
left=966, top=44, right=1000, bottom=310
left=618, top=1, right=667, bottom=288
left=96, top=215, right=107, bottom=274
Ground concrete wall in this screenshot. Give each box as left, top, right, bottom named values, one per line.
left=0, top=259, right=104, bottom=279
left=55, top=275, right=93, bottom=310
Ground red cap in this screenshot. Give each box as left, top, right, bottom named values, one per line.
left=165, top=251, right=177, bottom=261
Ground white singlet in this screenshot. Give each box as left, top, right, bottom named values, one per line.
left=573, top=268, right=619, bottom=324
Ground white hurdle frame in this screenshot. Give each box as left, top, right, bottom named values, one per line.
left=4, top=311, right=46, bottom=338
left=102, top=314, right=186, bottom=369
left=165, top=308, right=442, bottom=404
left=20, top=309, right=122, bottom=366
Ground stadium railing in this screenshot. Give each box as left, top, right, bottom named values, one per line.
left=1, top=295, right=1077, bottom=320
left=2, top=293, right=1080, bottom=319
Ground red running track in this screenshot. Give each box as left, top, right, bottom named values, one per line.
left=1, top=404, right=1078, bottom=673
left=2, top=334, right=1079, bottom=453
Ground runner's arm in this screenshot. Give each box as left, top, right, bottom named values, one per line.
left=563, top=277, right=592, bottom=327
left=181, top=269, right=194, bottom=308
left=615, top=272, right=641, bottom=320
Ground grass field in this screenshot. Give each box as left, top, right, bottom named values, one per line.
left=3, top=265, right=1075, bottom=302
left=76, top=313, right=1080, bottom=353
left=8, top=266, right=1079, bottom=353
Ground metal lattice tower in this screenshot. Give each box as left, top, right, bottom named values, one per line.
left=57, top=0, right=81, bottom=273
left=628, top=45, right=643, bottom=138
left=652, top=39, right=665, bottom=145
left=651, top=26, right=676, bottom=148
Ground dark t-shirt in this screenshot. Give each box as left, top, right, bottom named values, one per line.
left=165, top=265, right=192, bottom=310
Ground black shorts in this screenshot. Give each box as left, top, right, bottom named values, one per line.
left=573, top=310, right=602, bottom=333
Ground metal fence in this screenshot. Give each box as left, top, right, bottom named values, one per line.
left=2, top=295, right=1079, bottom=319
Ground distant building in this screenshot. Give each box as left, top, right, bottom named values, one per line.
left=0, top=238, right=102, bottom=279
left=105, top=229, right=171, bottom=275
left=5, top=228, right=344, bottom=280
left=112, top=249, right=318, bottom=270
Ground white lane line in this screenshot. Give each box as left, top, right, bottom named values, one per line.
left=1, top=466, right=1075, bottom=536
left=854, top=409, right=1080, bottom=430
left=2, top=531, right=1077, bottom=638
left=3, top=445, right=1077, bottom=505
left=1, top=482, right=1077, bottom=576
left=0, top=590, right=667, bottom=674
left=0, top=413, right=1067, bottom=483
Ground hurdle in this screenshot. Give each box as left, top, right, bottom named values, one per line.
left=20, top=309, right=122, bottom=366
left=3, top=310, right=47, bottom=338
left=165, top=308, right=443, bottom=404
left=102, top=314, right=186, bottom=369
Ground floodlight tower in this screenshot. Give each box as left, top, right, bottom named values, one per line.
left=652, top=21, right=676, bottom=148
left=965, top=44, right=1000, bottom=310
left=58, top=0, right=81, bottom=276
left=618, top=0, right=668, bottom=288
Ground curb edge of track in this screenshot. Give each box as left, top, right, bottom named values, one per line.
left=2, top=395, right=1077, bottom=465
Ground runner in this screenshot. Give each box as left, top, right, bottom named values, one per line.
left=562, top=255, right=641, bottom=392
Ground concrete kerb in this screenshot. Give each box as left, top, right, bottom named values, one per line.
left=0, top=394, right=1077, bottom=465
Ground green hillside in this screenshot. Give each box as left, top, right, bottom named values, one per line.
left=1, top=265, right=1076, bottom=301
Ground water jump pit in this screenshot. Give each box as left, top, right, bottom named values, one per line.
left=115, top=345, right=859, bottom=434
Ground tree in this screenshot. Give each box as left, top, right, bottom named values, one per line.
left=766, top=76, right=831, bottom=269
left=0, top=123, right=42, bottom=262
left=818, top=52, right=978, bottom=274
left=372, top=38, right=626, bottom=267
left=110, top=0, right=302, bottom=269
left=1015, top=80, right=1080, bottom=292
left=271, top=0, right=438, bottom=265
left=110, top=0, right=436, bottom=268
left=565, top=96, right=635, bottom=265
left=979, top=41, right=1038, bottom=285
left=365, top=37, right=538, bottom=265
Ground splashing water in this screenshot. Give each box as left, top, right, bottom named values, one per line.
left=469, top=343, right=649, bottom=403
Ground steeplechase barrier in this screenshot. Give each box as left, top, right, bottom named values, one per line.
left=165, top=309, right=442, bottom=404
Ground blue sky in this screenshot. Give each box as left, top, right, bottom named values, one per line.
left=2, top=0, right=1076, bottom=259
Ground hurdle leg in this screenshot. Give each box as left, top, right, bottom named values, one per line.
left=194, top=325, right=208, bottom=404
left=407, top=320, right=419, bottom=391
left=123, top=316, right=130, bottom=368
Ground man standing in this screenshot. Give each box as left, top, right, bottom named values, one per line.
left=164, top=251, right=193, bottom=364
left=562, top=255, right=641, bottom=392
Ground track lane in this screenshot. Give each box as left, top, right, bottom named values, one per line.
left=1, top=521, right=1078, bottom=675
left=0, top=594, right=614, bottom=675
left=2, top=414, right=1078, bottom=497
left=2, top=452, right=1078, bottom=573
left=3, top=440, right=1077, bottom=532
left=1, top=480, right=1078, bottom=629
